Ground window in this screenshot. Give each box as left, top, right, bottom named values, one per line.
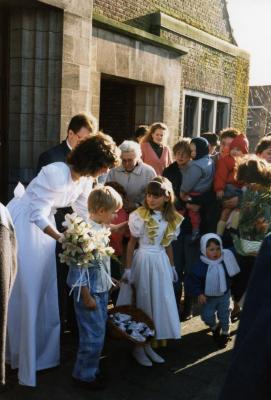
left=201, top=99, right=213, bottom=133
left=182, top=90, right=230, bottom=137
left=183, top=96, right=198, bottom=137
left=216, top=102, right=229, bottom=133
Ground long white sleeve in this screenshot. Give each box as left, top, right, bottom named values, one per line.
left=28, top=164, right=69, bottom=230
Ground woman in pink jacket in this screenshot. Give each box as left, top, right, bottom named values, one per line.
left=140, top=122, right=172, bottom=175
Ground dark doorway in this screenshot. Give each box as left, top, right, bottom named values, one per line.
left=0, top=9, right=9, bottom=203
left=99, top=77, right=136, bottom=144
left=99, top=75, right=164, bottom=145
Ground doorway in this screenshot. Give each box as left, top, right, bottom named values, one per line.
left=99, top=75, right=164, bottom=145
left=99, top=77, right=135, bottom=144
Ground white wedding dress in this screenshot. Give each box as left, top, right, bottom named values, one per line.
left=7, top=162, right=93, bottom=386
left=117, top=210, right=181, bottom=340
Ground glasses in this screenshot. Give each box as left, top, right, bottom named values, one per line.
left=122, top=159, right=135, bottom=163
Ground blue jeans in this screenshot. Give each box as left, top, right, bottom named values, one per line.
left=72, top=290, right=108, bottom=382
left=201, top=290, right=231, bottom=332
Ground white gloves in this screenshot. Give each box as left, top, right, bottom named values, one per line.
left=171, top=266, right=179, bottom=283
left=122, top=268, right=132, bottom=283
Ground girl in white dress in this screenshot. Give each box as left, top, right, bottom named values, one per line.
left=6, top=133, right=119, bottom=387
left=117, top=176, right=183, bottom=367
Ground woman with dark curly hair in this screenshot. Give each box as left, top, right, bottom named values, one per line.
left=6, top=133, right=120, bottom=387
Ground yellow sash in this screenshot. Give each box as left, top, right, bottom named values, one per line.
left=136, top=207, right=183, bottom=247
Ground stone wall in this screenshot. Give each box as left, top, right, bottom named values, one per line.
left=60, top=9, right=93, bottom=139
left=91, top=26, right=182, bottom=146
left=40, top=0, right=94, bottom=139
left=93, top=0, right=235, bottom=43
left=93, top=1, right=249, bottom=135
left=3, top=0, right=94, bottom=195
left=161, top=29, right=249, bottom=133
left=7, top=6, right=63, bottom=187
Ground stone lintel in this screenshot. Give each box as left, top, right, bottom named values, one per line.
left=38, top=0, right=92, bottom=18
left=92, top=13, right=188, bottom=56
left=152, top=12, right=250, bottom=60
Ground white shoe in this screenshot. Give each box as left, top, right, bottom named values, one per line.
left=144, top=345, right=165, bottom=363
left=132, top=347, right=152, bottom=367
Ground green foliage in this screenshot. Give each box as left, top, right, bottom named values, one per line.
left=239, top=188, right=271, bottom=241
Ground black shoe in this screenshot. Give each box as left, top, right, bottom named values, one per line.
left=218, top=334, right=231, bottom=349
left=72, top=377, right=106, bottom=390
left=211, top=325, right=221, bottom=343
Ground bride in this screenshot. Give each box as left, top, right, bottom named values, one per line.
left=6, top=133, right=119, bottom=387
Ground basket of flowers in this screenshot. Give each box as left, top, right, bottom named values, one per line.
left=107, top=286, right=155, bottom=345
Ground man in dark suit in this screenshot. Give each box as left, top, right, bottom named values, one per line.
left=37, top=113, right=96, bottom=173
left=37, top=113, right=96, bottom=335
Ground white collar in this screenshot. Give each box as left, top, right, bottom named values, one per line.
left=119, top=162, right=143, bottom=175
left=89, top=218, right=104, bottom=229
left=66, top=139, right=73, bottom=150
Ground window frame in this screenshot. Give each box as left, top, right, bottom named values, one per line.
left=182, top=89, right=231, bottom=137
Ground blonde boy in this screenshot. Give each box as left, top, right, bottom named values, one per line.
left=67, top=186, right=122, bottom=390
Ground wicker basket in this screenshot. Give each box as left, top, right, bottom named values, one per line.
left=107, top=305, right=155, bottom=345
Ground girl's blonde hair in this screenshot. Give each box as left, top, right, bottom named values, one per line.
left=88, top=185, right=123, bottom=213
left=140, top=122, right=168, bottom=145
left=143, top=176, right=177, bottom=223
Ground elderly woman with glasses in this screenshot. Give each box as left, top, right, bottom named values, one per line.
left=106, top=140, right=156, bottom=213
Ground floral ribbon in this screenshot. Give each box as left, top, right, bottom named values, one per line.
left=69, top=257, right=116, bottom=302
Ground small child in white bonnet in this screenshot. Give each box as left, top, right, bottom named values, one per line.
left=186, top=233, right=240, bottom=348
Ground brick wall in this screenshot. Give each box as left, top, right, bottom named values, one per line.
left=93, top=0, right=235, bottom=43
left=161, top=30, right=249, bottom=134
left=93, top=0, right=249, bottom=136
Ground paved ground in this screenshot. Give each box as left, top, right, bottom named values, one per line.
left=2, top=315, right=238, bottom=400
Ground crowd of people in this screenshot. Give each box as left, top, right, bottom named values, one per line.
left=1, top=113, right=271, bottom=395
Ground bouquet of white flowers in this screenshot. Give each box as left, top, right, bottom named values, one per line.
left=58, top=213, right=115, bottom=267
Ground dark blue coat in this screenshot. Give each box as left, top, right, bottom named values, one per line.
left=185, top=259, right=230, bottom=297
left=219, top=233, right=271, bottom=400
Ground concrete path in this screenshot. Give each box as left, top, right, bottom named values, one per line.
left=2, top=316, right=238, bottom=400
